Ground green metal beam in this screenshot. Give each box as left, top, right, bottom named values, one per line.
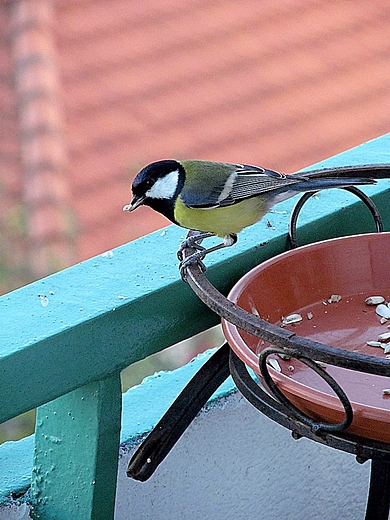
left=30, top=373, right=122, bottom=520
left=0, top=233, right=218, bottom=425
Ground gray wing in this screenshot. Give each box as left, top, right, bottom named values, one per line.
left=183, top=163, right=298, bottom=208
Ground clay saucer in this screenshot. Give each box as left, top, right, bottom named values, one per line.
left=222, top=232, right=390, bottom=442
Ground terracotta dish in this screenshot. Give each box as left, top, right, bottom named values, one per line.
left=222, top=232, right=390, bottom=443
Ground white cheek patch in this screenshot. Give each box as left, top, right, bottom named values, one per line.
left=146, top=169, right=180, bottom=199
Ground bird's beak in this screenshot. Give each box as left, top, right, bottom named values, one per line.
left=123, top=195, right=146, bottom=212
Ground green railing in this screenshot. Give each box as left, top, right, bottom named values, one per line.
left=1, top=134, right=390, bottom=519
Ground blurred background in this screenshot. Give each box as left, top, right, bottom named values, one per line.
left=1, top=0, right=389, bottom=443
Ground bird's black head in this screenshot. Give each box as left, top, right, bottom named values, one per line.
left=129, top=160, right=185, bottom=222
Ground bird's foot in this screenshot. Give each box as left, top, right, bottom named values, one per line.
left=177, top=232, right=214, bottom=262
left=179, top=252, right=207, bottom=281
left=178, top=232, right=237, bottom=281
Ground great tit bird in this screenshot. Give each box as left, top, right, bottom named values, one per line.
left=123, top=160, right=377, bottom=271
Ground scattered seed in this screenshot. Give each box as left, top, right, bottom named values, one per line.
left=281, top=313, right=303, bottom=326
left=367, top=341, right=384, bottom=348
left=378, top=331, right=390, bottom=343
left=307, top=312, right=314, bottom=320
left=381, top=317, right=389, bottom=324
left=277, top=353, right=291, bottom=361
left=376, top=304, right=390, bottom=319
left=328, top=294, right=342, bottom=303
left=365, top=296, right=385, bottom=306
left=288, top=365, right=295, bottom=372
left=267, top=358, right=281, bottom=372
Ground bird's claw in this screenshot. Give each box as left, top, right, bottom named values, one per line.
left=177, top=232, right=211, bottom=262
left=179, top=251, right=207, bottom=281
left=177, top=232, right=217, bottom=280
left=177, top=242, right=205, bottom=262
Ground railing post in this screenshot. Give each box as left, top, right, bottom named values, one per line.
left=30, top=372, right=122, bottom=519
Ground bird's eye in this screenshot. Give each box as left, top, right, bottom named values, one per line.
left=145, top=179, right=154, bottom=188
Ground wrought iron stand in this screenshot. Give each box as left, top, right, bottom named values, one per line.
left=128, top=180, right=390, bottom=520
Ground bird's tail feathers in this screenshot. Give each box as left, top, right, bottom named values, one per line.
left=293, top=177, right=376, bottom=192
left=295, top=164, right=390, bottom=180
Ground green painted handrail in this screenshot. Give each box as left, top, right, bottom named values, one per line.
left=0, top=134, right=390, bottom=518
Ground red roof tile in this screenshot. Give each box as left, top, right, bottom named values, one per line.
left=1, top=0, right=389, bottom=281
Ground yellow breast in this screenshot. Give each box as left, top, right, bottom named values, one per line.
left=174, top=196, right=266, bottom=237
